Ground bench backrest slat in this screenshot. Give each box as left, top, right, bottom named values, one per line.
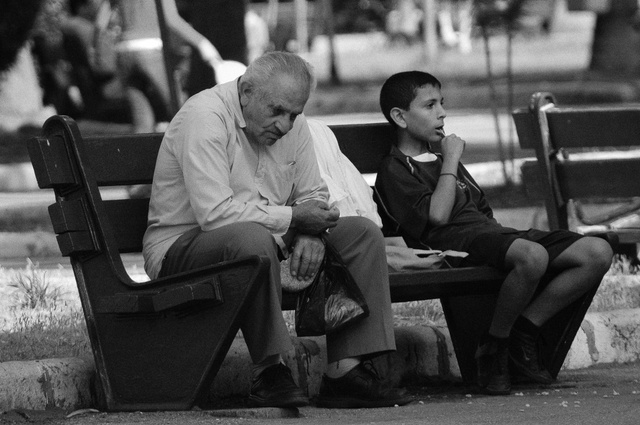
left=329, top=122, right=396, bottom=174
left=78, top=121, right=394, bottom=253
left=104, top=199, right=150, bottom=253
left=557, top=159, right=640, bottom=199
left=81, top=124, right=395, bottom=186
left=516, top=106, right=640, bottom=150
left=84, top=134, right=163, bottom=185
left=546, top=107, right=640, bottom=149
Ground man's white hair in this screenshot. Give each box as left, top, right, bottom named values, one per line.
left=242, top=51, right=316, bottom=96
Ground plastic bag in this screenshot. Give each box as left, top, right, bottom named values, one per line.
left=294, top=243, right=369, bottom=337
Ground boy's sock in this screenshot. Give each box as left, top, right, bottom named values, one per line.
left=479, top=331, right=508, bottom=347
left=251, top=354, right=283, bottom=379
left=513, top=315, right=540, bottom=337
left=325, top=357, right=361, bottom=379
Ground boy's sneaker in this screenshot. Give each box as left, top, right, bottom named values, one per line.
left=248, top=363, right=309, bottom=408
left=475, top=338, right=511, bottom=395
left=509, top=327, right=554, bottom=385
left=316, top=360, right=413, bottom=408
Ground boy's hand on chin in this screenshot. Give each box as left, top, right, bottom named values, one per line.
left=440, top=133, right=466, bottom=161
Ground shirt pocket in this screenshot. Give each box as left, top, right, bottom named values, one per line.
left=257, top=162, right=295, bottom=205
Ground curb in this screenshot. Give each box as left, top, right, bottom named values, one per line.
left=0, top=357, right=94, bottom=412
left=2, top=313, right=640, bottom=412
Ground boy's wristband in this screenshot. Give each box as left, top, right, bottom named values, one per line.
left=440, top=172, right=458, bottom=180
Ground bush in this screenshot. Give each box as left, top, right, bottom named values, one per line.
left=8, top=259, right=63, bottom=309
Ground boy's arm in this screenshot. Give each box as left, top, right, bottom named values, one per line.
left=429, top=134, right=465, bottom=225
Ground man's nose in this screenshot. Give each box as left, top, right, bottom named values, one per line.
left=274, top=116, right=293, bottom=135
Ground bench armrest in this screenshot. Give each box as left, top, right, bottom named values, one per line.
left=94, top=256, right=268, bottom=314
left=96, top=279, right=223, bottom=313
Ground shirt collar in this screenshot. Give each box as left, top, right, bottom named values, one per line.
left=222, top=77, right=246, bottom=129
left=390, top=145, right=438, bottom=163
left=412, top=151, right=438, bottom=162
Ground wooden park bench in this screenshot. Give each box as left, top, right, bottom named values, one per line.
left=28, top=114, right=600, bottom=411
left=513, top=92, right=640, bottom=259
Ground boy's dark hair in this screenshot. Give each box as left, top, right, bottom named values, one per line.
left=379, top=71, right=441, bottom=127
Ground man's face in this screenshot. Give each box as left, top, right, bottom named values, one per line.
left=239, top=74, right=309, bottom=146
left=401, top=84, right=447, bottom=145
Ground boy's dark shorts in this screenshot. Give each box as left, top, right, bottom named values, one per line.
left=461, top=228, right=584, bottom=271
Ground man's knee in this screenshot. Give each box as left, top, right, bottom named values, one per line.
left=336, top=216, right=383, bottom=243
left=225, top=222, right=278, bottom=257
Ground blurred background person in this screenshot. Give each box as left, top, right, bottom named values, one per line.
left=438, top=0, right=473, bottom=53
left=111, top=0, right=223, bottom=133
left=386, top=0, right=423, bottom=46
left=245, top=5, right=270, bottom=63
left=59, top=0, right=124, bottom=121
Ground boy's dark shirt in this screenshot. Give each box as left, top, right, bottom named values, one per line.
left=375, top=145, right=519, bottom=254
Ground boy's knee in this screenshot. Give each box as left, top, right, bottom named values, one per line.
left=584, top=236, right=614, bottom=273
left=511, top=242, right=548, bottom=279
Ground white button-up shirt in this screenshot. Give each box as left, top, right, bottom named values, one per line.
left=143, top=79, right=328, bottom=278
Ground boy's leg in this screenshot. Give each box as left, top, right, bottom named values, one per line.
left=521, top=236, right=613, bottom=326
left=488, top=239, right=549, bottom=338
left=475, top=238, right=549, bottom=394
left=511, top=235, right=612, bottom=385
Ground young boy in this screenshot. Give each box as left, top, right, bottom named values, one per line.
left=375, top=71, right=614, bottom=395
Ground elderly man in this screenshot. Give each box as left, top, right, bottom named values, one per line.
left=143, top=51, right=409, bottom=409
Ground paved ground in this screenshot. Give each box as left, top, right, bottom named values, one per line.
left=3, top=362, right=640, bottom=424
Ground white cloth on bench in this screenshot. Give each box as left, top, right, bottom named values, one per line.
left=282, top=119, right=383, bottom=291
left=307, top=118, right=383, bottom=228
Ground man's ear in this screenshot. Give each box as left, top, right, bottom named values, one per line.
left=389, top=107, right=407, bottom=129
left=238, top=79, right=252, bottom=107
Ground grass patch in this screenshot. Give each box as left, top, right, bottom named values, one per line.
left=589, top=254, right=640, bottom=312
left=8, top=259, right=64, bottom=309
left=392, top=300, right=446, bottom=326
left=0, top=260, right=91, bottom=362
left=0, top=306, right=91, bottom=362
left=0, top=255, right=638, bottom=362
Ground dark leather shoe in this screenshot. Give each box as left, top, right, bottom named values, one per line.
left=476, top=339, right=511, bottom=395
left=509, top=327, right=554, bottom=385
left=248, top=363, right=309, bottom=408
left=316, top=361, right=412, bottom=408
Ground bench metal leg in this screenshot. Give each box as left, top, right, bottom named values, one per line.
left=441, top=282, right=601, bottom=385
left=86, top=260, right=268, bottom=411
left=541, top=283, right=600, bottom=379
left=440, top=293, right=498, bottom=383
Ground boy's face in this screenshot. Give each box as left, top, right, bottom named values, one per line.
left=401, top=84, right=446, bottom=145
